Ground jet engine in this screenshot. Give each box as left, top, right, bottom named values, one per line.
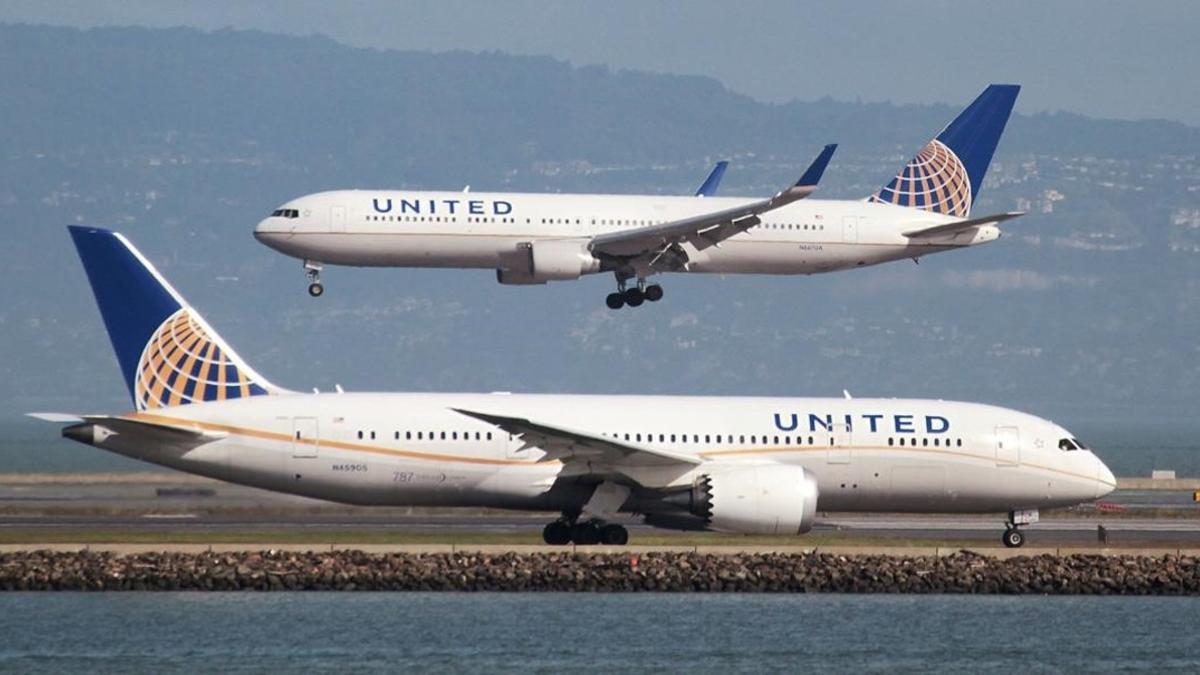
left=668, top=464, right=819, bottom=535
left=497, top=240, right=600, bottom=284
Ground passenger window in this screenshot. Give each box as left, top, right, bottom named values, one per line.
left=888, top=437, right=894, bottom=446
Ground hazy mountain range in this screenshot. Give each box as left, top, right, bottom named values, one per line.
left=2, top=23, right=1198, bottom=430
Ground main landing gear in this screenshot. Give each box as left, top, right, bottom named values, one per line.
left=1002, top=508, right=1039, bottom=548
left=605, top=275, right=663, bottom=310
left=304, top=260, right=324, bottom=297
left=542, top=517, right=629, bottom=546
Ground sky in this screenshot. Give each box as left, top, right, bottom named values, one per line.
left=3, top=0, right=1198, bottom=126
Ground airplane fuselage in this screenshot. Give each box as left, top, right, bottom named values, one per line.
left=254, top=190, right=1000, bottom=279
left=86, top=392, right=1112, bottom=516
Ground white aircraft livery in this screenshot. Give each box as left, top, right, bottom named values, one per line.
left=256, top=85, right=1024, bottom=309
left=34, top=226, right=1115, bottom=547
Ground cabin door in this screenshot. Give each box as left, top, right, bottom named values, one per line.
left=995, top=426, right=1020, bottom=467
left=292, top=417, right=319, bottom=458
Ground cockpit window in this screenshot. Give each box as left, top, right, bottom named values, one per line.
left=270, top=209, right=300, bottom=218
left=1058, top=438, right=1079, bottom=451
left=1071, top=438, right=1089, bottom=450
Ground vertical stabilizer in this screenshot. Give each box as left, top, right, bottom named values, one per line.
left=869, top=84, right=1020, bottom=217
left=68, top=226, right=282, bottom=410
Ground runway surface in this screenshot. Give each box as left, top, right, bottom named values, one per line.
left=1, top=477, right=1198, bottom=547
left=2, top=512, right=1198, bottom=547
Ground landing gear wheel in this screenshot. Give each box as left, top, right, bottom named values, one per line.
left=623, top=288, right=645, bottom=307
left=542, top=521, right=572, bottom=546
left=599, top=523, right=629, bottom=546
left=570, top=521, right=601, bottom=545
left=307, top=282, right=324, bottom=297
left=1002, top=528, right=1025, bottom=548
left=644, top=284, right=663, bottom=302
left=605, top=292, right=625, bottom=310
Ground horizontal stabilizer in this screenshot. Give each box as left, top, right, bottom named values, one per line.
left=26, top=412, right=85, bottom=423
left=902, top=211, right=1024, bottom=238
left=58, top=414, right=228, bottom=450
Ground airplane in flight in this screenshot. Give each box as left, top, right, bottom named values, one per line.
left=33, top=226, right=1114, bottom=547
left=256, top=85, right=1024, bottom=309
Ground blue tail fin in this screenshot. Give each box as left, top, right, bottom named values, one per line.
left=869, top=84, right=1020, bottom=217
left=68, top=226, right=281, bottom=411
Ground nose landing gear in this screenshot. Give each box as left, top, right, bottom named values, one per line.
left=605, top=274, right=663, bottom=310
left=304, top=260, right=324, bottom=297
left=1001, top=508, right=1039, bottom=548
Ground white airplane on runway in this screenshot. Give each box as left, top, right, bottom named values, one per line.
left=32, top=226, right=1114, bottom=547
left=255, top=85, right=1024, bottom=309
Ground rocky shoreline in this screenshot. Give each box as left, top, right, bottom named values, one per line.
left=2, top=550, right=1199, bottom=593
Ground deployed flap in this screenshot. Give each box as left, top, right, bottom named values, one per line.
left=451, top=408, right=701, bottom=467
left=590, top=144, right=837, bottom=257
left=902, top=211, right=1024, bottom=238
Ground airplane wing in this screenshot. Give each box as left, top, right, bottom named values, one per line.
left=590, top=144, right=837, bottom=259
left=694, top=160, right=729, bottom=197
left=902, top=211, right=1024, bottom=238
left=451, top=408, right=701, bottom=467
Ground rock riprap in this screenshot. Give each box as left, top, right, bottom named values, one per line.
left=1, top=550, right=1197, bottom=593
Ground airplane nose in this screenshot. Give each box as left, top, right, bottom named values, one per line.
left=254, top=218, right=282, bottom=246
left=1095, top=458, right=1116, bottom=499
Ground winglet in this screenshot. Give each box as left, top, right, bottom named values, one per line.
left=797, top=144, right=837, bottom=188
left=695, top=161, right=730, bottom=197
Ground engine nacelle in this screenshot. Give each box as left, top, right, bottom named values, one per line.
left=496, top=239, right=600, bottom=284
left=682, top=464, right=819, bottom=535
left=530, top=238, right=601, bottom=280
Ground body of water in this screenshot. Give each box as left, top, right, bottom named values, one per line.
left=0, top=593, right=1195, bottom=673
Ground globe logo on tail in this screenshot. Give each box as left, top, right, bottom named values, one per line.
left=134, top=308, right=269, bottom=410
left=869, top=139, right=972, bottom=217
